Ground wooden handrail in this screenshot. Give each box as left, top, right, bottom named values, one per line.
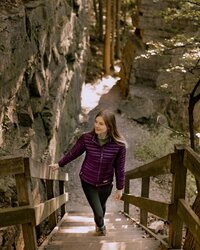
left=0, top=156, right=25, bottom=177
left=184, top=147, right=200, bottom=181
left=125, top=153, right=172, bottom=179
left=178, top=199, right=200, bottom=246
left=1, top=146, right=199, bottom=249
left=122, top=145, right=200, bottom=249
left=122, top=193, right=169, bottom=220
left=0, top=206, right=35, bottom=227
left=0, top=156, right=69, bottom=250
left=34, top=193, right=69, bottom=226
left=29, top=159, right=68, bottom=181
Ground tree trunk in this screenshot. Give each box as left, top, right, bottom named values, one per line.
left=184, top=78, right=200, bottom=249
left=98, top=0, right=103, bottom=41
left=188, top=78, right=200, bottom=192
left=188, top=79, right=200, bottom=151
left=115, top=0, right=121, bottom=59
left=111, top=0, right=116, bottom=69
left=104, top=0, right=111, bottom=75
left=189, top=95, right=195, bottom=150
left=122, top=2, right=126, bottom=35
left=183, top=193, right=200, bottom=250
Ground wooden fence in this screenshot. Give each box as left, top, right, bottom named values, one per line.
left=122, top=145, right=200, bottom=249
left=0, top=157, right=68, bottom=250
left=1, top=145, right=200, bottom=249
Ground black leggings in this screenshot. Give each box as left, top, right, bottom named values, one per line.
left=81, top=180, right=113, bottom=228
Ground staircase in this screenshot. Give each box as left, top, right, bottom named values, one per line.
left=39, top=211, right=161, bottom=250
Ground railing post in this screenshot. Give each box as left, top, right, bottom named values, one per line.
left=168, top=145, right=187, bottom=248
left=15, top=158, right=37, bottom=250
left=140, top=177, right=150, bottom=226
left=124, top=176, right=130, bottom=214
left=59, top=181, right=66, bottom=217
left=46, top=180, right=57, bottom=230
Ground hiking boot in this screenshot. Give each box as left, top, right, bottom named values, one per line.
left=95, top=225, right=106, bottom=236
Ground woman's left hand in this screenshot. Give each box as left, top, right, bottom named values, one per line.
left=115, top=189, right=123, bottom=200
left=49, top=163, right=59, bottom=171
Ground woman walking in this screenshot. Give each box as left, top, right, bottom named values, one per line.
left=53, top=109, right=126, bottom=236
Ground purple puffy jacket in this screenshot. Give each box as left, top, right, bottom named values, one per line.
left=58, top=132, right=126, bottom=190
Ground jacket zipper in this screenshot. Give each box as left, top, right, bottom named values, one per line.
left=92, top=135, right=110, bottom=186
left=96, top=147, right=104, bottom=186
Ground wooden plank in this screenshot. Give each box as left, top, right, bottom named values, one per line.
left=0, top=156, right=25, bottom=176
left=46, top=180, right=57, bottom=230
left=170, top=148, right=186, bottom=238
left=15, top=158, right=33, bottom=206
left=34, top=193, right=69, bottom=225
left=184, top=147, right=200, bottom=181
left=122, top=211, right=169, bottom=249
left=196, top=243, right=200, bottom=250
left=0, top=206, right=35, bottom=227
left=125, top=154, right=172, bottom=179
left=29, top=160, right=68, bottom=181
left=140, top=177, right=150, bottom=226
left=39, top=211, right=161, bottom=250
left=177, top=199, right=200, bottom=246
left=38, top=211, right=67, bottom=250
left=168, top=147, right=186, bottom=249
left=15, top=158, right=37, bottom=250
left=59, top=181, right=66, bottom=217
left=124, top=176, right=130, bottom=214
left=122, top=193, right=169, bottom=220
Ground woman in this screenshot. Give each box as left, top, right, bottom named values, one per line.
left=53, top=109, right=126, bottom=236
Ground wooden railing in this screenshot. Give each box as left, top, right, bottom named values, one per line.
left=0, top=157, right=68, bottom=250
left=122, top=145, right=200, bottom=249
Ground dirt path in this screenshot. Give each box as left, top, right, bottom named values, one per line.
left=63, top=83, right=151, bottom=219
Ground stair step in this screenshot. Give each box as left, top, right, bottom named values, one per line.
left=59, top=223, right=139, bottom=229
left=52, top=235, right=148, bottom=242
left=58, top=224, right=142, bottom=231
left=39, top=212, right=161, bottom=250
left=45, top=239, right=160, bottom=250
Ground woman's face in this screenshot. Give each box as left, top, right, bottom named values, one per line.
left=94, top=116, right=108, bottom=138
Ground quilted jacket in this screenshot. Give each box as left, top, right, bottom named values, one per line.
left=58, top=132, right=126, bottom=190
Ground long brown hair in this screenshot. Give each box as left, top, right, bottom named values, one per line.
left=92, top=109, right=127, bottom=146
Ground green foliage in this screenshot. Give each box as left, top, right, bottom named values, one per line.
left=135, top=127, right=187, bottom=162
left=121, top=0, right=136, bottom=8
left=121, top=0, right=137, bottom=16
left=163, top=0, right=200, bottom=27
left=135, top=127, right=197, bottom=204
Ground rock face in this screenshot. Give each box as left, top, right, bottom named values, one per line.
left=0, top=0, right=90, bottom=248
left=119, top=0, right=200, bottom=132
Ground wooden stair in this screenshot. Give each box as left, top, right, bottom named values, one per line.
left=39, top=211, right=162, bottom=250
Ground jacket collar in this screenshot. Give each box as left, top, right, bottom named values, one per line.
left=92, top=133, right=112, bottom=145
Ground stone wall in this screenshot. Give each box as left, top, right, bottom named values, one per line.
left=0, top=0, right=90, bottom=248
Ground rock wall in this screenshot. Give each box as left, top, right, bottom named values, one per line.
left=0, top=0, right=90, bottom=248
left=120, top=0, right=200, bottom=132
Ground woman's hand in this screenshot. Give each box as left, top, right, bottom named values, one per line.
left=115, top=189, right=123, bottom=200
left=49, top=163, right=59, bottom=171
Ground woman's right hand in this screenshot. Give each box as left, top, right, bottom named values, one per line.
left=49, top=163, right=59, bottom=171
left=115, top=189, right=123, bottom=200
